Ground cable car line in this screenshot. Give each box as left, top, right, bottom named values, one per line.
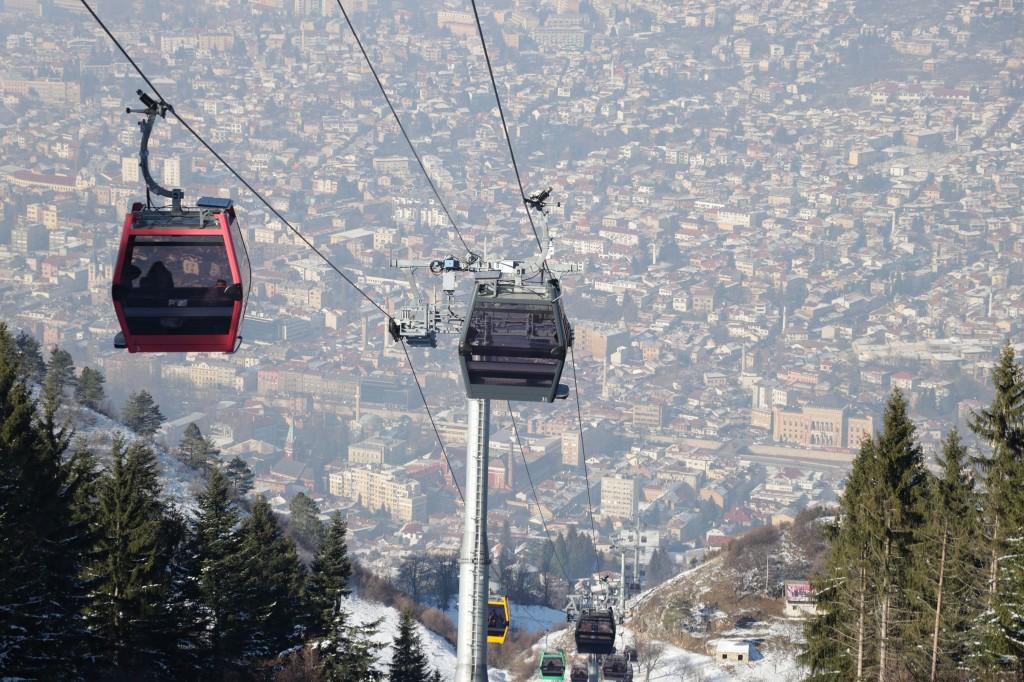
left=78, top=0, right=168, bottom=108
left=568, top=346, right=601, bottom=574
left=399, top=339, right=465, bottom=503
left=467, top=0, right=547, bottom=259
left=507, top=403, right=574, bottom=588
left=80, top=0, right=472, bottom=507
left=165, top=110, right=392, bottom=319
left=79, top=0, right=389, bottom=320
left=333, top=0, right=479, bottom=263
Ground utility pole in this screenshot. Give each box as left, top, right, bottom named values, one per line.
left=620, top=550, right=627, bottom=616
left=454, top=398, right=491, bottom=682
left=764, top=552, right=770, bottom=598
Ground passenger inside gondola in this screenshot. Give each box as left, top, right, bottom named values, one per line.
left=541, top=657, right=565, bottom=675
left=141, top=261, right=174, bottom=291
left=121, top=238, right=235, bottom=335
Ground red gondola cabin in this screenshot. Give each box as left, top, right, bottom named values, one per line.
left=112, top=197, right=248, bottom=353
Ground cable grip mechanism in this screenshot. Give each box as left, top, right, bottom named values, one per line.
left=126, top=89, right=184, bottom=213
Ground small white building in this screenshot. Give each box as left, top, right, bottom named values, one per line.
left=715, top=639, right=757, bottom=663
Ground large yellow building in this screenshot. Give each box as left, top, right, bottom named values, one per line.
left=328, top=466, right=426, bottom=523
left=771, top=406, right=874, bottom=449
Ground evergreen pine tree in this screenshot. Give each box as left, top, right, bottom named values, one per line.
left=75, top=366, right=106, bottom=412
left=290, top=491, right=326, bottom=548
left=497, top=518, right=515, bottom=591
left=800, top=435, right=879, bottom=680
left=85, top=438, right=179, bottom=676
left=870, top=389, right=929, bottom=678
left=645, top=547, right=675, bottom=587
left=67, top=438, right=102, bottom=527
left=122, top=389, right=165, bottom=438
left=159, top=508, right=207, bottom=678
left=307, top=512, right=354, bottom=636
left=0, top=325, right=92, bottom=677
left=801, top=390, right=928, bottom=680
left=318, top=605, right=384, bottom=682
left=969, top=343, right=1024, bottom=672
left=13, top=330, right=45, bottom=383
left=44, top=345, right=75, bottom=397
left=554, top=531, right=570, bottom=580
left=178, top=422, right=218, bottom=470
left=193, top=469, right=248, bottom=668
left=225, top=455, right=254, bottom=496
left=237, top=496, right=308, bottom=658
left=388, top=609, right=432, bottom=682
left=908, top=429, right=986, bottom=680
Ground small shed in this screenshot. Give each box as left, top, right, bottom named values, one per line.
left=714, top=639, right=757, bottom=664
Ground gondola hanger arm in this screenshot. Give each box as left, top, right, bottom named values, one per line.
left=126, top=90, right=184, bottom=213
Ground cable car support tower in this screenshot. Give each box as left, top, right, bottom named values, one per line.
left=390, top=200, right=577, bottom=682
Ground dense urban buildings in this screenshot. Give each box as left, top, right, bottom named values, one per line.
left=2, top=0, right=1023, bottom=583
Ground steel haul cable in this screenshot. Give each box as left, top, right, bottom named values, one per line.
left=507, top=402, right=575, bottom=589
left=79, top=0, right=464, bottom=504
left=568, top=346, right=602, bottom=575
left=467, top=0, right=547, bottom=259
left=333, top=0, right=479, bottom=262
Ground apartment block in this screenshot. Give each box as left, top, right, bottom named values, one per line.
left=328, top=466, right=426, bottom=523
left=602, top=475, right=639, bottom=518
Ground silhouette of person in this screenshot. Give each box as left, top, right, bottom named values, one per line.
left=120, top=263, right=142, bottom=287
left=141, top=261, right=174, bottom=291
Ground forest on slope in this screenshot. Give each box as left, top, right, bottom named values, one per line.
left=0, top=322, right=446, bottom=681
left=800, top=344, right=1024, bottom=681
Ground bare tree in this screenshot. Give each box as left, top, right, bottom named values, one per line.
left=632, top=616, right=669, bottom=682
left=396, top=554, right=432, bottom=605
left=428, top=552, right=459, bottom=610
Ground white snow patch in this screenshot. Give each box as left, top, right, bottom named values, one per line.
left=345, top=595, right=511, bottom=682
left=67, top=406, right=202, bottom=515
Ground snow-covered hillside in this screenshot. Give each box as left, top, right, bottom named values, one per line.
left=618, top=556, right=808, bottom=682
left=66, top=407, right=203, bottom=513
left=71, top=405, right=513, bottom=680
left=311, top=595, right=519, bottom=681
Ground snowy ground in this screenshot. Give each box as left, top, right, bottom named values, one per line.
left=65, top=405, right=203, bottom=515
left=342, top=595, right=456, bottom=675
left=621, top=554, right=808, bottom=682
left=619, top=618, right=806, bottom=682
left=346, top=593, right=514, bottom=681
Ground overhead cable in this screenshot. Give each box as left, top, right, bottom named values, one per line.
left=334, top=0, right=479, bottom=261
left=400, top=340, right=465, bottom=503
left=79, top=0, right=390, bottom=319
left=568, top=346, right=602, bottom=574
left=507, top=403, right=575, bottom=588
left=80, top=0, right=467, bottom=505
left=467, top=0, right=546, bottom=257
